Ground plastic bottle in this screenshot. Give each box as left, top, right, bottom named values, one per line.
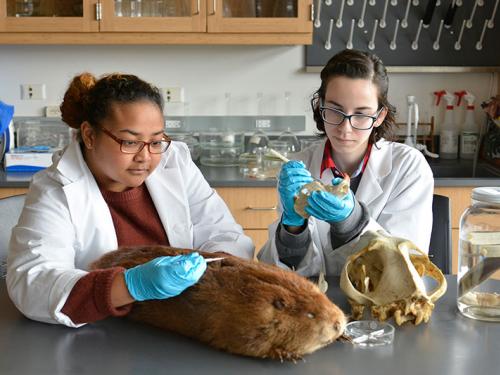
left=459, top=92, right=479, bottom=159
left=439, top=91, right=458, bottom=159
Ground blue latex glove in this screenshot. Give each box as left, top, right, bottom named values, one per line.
left=124, top=252, right=207, bottom=302
left=278, top=160, right=314, bottom=226
left=305, top=177, right=355, bottom=223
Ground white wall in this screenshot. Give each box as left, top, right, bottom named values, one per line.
left=0, top=45, right=497, bottom=134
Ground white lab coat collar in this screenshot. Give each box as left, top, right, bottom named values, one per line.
left=50, top=141, right=85, bottom=183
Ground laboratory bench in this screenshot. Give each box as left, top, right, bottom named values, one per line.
left=1, top=160, right=500, bottom=189
left=0, top=276, right=498, bottom=375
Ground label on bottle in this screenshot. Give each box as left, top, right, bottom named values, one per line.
left=440, top=130, right=458, bottom=154
left=460, top=132, right=478, bottom=156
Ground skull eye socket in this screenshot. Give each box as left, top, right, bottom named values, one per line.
left=307, top=312, right=315, bottom=319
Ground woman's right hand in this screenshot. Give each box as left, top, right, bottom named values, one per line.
left=123, top=253, right=207, bottom=301
left=278, top=161, right=313, bottom=227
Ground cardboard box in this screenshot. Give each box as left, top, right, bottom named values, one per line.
left=4, top=150, right=53, bottom=172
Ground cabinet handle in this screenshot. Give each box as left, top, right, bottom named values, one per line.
left=310, top=3, right=314, bottom=21
left=245, top=206, right=277, bottom=211
left=211, top=0, right=216, bottom=15
left=194, top=0, right=200, bottom=15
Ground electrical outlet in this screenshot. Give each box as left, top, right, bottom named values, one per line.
left=161, top=87, right=184, bottom=103
left=45, top=105, right=62, bottom=118
left=21, top=84, right=46, bottom=100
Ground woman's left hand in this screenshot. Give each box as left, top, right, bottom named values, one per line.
left=305, top=187, right=355, bottom=223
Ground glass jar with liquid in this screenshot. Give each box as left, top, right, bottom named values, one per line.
left=457, top=187, right=500, bottom=322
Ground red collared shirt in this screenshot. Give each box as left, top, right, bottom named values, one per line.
left=320, top=139, right=372, bottom=179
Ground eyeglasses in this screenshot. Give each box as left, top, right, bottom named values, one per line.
left=319, top=104, right=384, bottom=130
left=100, top=127, right=171, bottom=154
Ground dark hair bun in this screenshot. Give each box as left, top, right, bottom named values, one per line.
left=60, top=73, right=96, bottom=129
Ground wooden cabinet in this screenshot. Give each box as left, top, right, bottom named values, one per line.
left=208, top=0, right=312, bottom=34
left=215, top=187, right=278, bottom=254
left=0, top=0, right=313, bottom=44
left=0, top=187, right=28, bottom=199
left=0, top=0, right=97, bottom=32
left=434, top=186, right=474, bottom=274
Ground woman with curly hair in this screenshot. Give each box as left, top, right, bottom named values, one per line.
left=7, top=73, right=254, bottom=327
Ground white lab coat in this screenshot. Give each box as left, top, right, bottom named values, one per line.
left=7, top=140, right=254, bottom=327
left=258, top=138, right=434, bottom=277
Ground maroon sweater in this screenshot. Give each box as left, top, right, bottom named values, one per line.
left=61, top=184, right=169, bottom=324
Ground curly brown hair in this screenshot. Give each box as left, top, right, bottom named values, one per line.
left=60, top=72, right=163, bottom=131
left=311, top=49, right=396, bottom=144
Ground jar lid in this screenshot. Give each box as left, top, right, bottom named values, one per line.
left=472, top=187, right=500, bottom=204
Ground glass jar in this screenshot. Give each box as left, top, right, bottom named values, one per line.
left=246, top=129, right=269, bottom=154
left=169, top=133, right=200, bottom=162
left=277, top=128, right=300, bottom=153
left=457, top=187, right=500, bottom=322
left=199, top=131, right=244, bottom=167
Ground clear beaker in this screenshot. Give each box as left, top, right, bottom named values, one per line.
left=277, top=128, right=300, bottom=153
left=247, top=129, right=269, bottom=154
left=457, top=187, right=500, bottom=322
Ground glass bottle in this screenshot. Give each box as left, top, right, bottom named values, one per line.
left=115, top=0, right=123, bottom=17
left=15, top=0, right=34, bottom=17
left=247, top=129, right=269, bottom=154
left=277, top=128, right=300, bottom=153
left=130, top=0, right=142, bottom=17
left=457, top=187, right=500, bottom=322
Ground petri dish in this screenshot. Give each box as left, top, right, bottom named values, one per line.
left=344, top=320, right=395, bottom=347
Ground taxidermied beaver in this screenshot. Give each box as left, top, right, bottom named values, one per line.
left=91, top=246, right=346, bottom=361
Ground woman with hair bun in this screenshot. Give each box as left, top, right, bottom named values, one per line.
left=7, top=73, right=254, bottom=327
left=259, top=49, right=434, bottom=276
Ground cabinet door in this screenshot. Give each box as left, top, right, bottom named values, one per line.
left=207, top=0, right=312, bottom=33
left=216, top=187, right=278, bottom=229
left=0, top=0, right=98, bottom=32
left=100, top=0, right=206, bottom=32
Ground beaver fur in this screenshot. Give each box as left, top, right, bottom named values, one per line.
left=91, top=246, right=346, bottom=361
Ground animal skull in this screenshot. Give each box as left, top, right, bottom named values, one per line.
left=340, top=230, right=447, bottom=325
left=294, top=177, right=350, bottom=219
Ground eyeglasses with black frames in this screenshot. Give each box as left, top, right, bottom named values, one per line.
left=100, top=127, right=171, bottom=154
left=319, top=102, right=384, bottom=131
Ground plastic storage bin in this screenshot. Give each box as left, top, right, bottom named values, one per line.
left=15, top=120, right=71, bottom=150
